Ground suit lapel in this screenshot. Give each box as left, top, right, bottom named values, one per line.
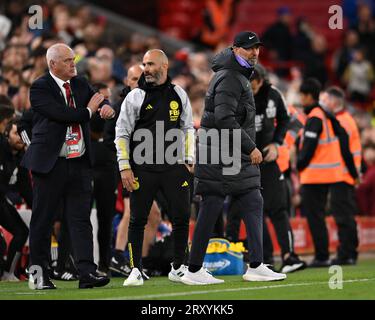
left=70, top=77, right=83, bottom=109
left=45, top=73, right=67, bottom=105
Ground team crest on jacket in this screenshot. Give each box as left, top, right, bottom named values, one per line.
left=169, top=100, right=180, bottom=121
left=266, top=100, right=276, bottom=118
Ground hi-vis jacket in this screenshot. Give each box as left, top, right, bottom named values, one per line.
left=297, top=104, right=348, bottom=184
left=115, top=74, right=195, bottom=172
left=277, top=105, right=306, bottom=173
left=335, top=109, right=362, bottom=185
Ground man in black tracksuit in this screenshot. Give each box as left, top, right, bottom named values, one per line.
left=89, top=82, right=118, bottom=275
left=226, top=64, right=306, bottom=273
left=181, top=32, right=286, bottom=285
left=115, top=49, right=195, bottom=286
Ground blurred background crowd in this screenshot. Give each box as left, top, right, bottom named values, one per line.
left=0, top=0, right=374, bottom=279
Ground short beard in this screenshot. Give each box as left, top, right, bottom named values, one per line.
left=145, top=70, right=162, bottom=86
left=248, top=57, right=258, bottom=66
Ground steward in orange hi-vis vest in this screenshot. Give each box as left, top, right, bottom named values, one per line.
left=277, top=105, right=306, bottom=173
left=319, top=86, right=359, bottom=263
left=298, top=105, right=344, bottom=184
left=297, top=79, right=358, bottom=266
left=335, top=109, right=362, bottom=185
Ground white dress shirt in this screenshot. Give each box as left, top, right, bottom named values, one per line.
left=49, top=71, right=88, bottom=158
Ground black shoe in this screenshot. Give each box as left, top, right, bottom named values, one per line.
left=331, top=257, right=356, bottom=266
left=309, top=258, right=331, bottom=268
left=79, top=272, right=110, bottom=289
left=109, top=257, right=131, bottom=277
left=29, top=274, right=57, bottom=290
left=280, top=253, right=307, bottom=273
left=51, top=270, right=78, bottom=281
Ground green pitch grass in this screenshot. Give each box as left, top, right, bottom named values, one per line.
left=0, top=258, right=374, bottom=300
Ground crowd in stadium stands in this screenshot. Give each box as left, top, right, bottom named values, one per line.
left=0, top=0, right=374, bottom=282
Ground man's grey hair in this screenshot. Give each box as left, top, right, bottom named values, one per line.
left=46, top=43, right=73, bottom=68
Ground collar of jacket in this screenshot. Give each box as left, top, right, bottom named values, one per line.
left=120, top=86, right=131, bottom=98
left=254, top=80, right=271, bottom=99
left=303, top=103, right=320, bottom=115
left=231, top=50, right=254, bottom=78
left=137, top=73, right=172, bottom=91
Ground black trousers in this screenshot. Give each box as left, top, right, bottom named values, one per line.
left=128, top=165, right=191, bottom=269
left=0, top=197, right=29, bottom=272
left=226, top=162, right=294, bottom=262
left=92, top=163, right=117, bottom=272
left=261, top=162, right=295, bottom=261
left=190, top=189, right=264, bottom=267
left=330, top=182, right=359, bottom=260
left=30, top=156, right=96, bottom=276
left=301, top=184, right=330, bottom=261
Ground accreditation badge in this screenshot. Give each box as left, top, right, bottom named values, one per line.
left=66, top=126, right=81, bottom=159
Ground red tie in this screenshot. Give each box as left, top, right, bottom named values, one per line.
left=63, top=82, right=81, bottom=140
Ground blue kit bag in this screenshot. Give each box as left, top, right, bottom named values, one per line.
left=203, top=238, right=245, bottom=275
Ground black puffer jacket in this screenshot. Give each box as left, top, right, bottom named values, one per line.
left=195, top=48, right=260, bottom=196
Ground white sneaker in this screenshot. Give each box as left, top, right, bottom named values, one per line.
left=168, top=263, right=188, bottom=283
left=1, top=271, right=19, bottom=282
left=243, top=263, right=287, bottom=282
left=123, top=268, right=144, bottom=286
left=180, top=267, right=224, bottom=285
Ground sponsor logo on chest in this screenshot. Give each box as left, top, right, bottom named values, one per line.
left=169, top=100, right=180, bottom=121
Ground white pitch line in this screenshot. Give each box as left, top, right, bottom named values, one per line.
left=13, top=292, right=47, bottom=295
left=99, top=278, right=375, bottom=300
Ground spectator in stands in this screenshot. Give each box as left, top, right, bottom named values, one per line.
left=187, top=52, right=212, bottom=85
left=343, top=47, right=374, bottom=103
left=0, top=14, right=12, bottom=51
left=96, top=47, right=126, bottom=83
left=333, top=29, right=360, bottom=82
left=1, top=66, right=21, bottom=98
left=292, top=17, right=314, bottom=63
left=352, top=2, right=375, bottom=68
left=52, top=6, right=74, bottom=45
left=87, top=57, right=112, bottom=84
left=356, top=143, right=375, bottom=216
left=27, top=46, right=48, bottom=82
left=11, top=80, right=31, bottom=116
left=262, top=6, right=293, bottom=62
left=303, top=34, right=328, bottom=86
left=82, top=20, right=105, bottom=55
left=285, top=66, right=303, bottom=107
left=199, top=0, right=237, bottom=49
left=0, top=77, right=9, bottom=96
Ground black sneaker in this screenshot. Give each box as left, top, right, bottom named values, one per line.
left=109, top=257, right=131, bottom=276
left=280, top=253, right=307, bottom=273
left=51, top=270, right=78, bottom=281
left=331, top=257, right=356, bottom=266
left=309, top=258, right=331, bottom=268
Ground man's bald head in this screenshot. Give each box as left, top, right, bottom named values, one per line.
left=46, top=43, right=77, bottom=81
left=144, top=49, right=169, bottom=65
left=143, top=49, right=169, bottom=86
left=126, top=64, right=144, bottom=90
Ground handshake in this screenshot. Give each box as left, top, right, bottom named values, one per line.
left=87, top=92, right=115, bottom=119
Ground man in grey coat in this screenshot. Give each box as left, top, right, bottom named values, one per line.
left=181, top=31, right=286, bottom=285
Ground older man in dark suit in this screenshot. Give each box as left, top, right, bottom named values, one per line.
left=22, top=43, right=114, bottom=289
